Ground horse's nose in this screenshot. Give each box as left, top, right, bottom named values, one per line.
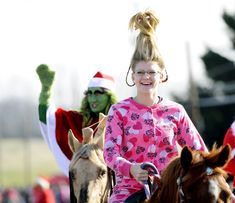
left=79, top=184, right=88, bottom=203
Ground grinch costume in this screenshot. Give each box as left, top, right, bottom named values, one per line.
left=223, top=121, right=235, bottom=189
left=36, top=64, right=117, bottom=175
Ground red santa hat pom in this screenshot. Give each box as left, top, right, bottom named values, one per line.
left=36, top=176, right=50, bottom=189
left=88, top=71, right=115, bottom=91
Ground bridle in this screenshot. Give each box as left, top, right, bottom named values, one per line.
left=176, top=167, right=214, bottom=203
left=69, top=145, right=90, bottom=203
left=69, top=144, right=112, bottom=203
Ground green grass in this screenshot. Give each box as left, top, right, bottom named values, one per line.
left=0, top=138, right=61, bottom=188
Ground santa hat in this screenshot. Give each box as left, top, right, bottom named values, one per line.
left=223, top=121, right=235, bottom=187
left=88, top=71, right=115, bottom=91
left=226, top=121, right=235, bottom=160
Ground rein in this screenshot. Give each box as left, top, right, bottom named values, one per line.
left=86, top=116, right=106, bottom=133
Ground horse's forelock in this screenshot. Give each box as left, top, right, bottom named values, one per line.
left=69, top=144, right=97, bottom=169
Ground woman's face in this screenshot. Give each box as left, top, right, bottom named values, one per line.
left=132, top=61, right=163, bottom=94
left=87, top=87, right=109, bottom=113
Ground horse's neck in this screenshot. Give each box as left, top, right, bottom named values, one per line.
left=151, top=159, right=181, bottom=203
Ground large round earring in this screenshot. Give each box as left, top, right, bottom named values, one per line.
left=161, top=69, right=168, bottom=83
left=125, top=66, right=135, bottom=87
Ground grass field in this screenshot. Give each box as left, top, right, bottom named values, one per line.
left=0, top=138, right=61, bottom=188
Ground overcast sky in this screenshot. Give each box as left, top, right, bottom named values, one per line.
left=0, top=0, right=234, bottom=106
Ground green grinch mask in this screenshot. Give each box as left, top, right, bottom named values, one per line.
left=86, top=87, right=109, bottom=113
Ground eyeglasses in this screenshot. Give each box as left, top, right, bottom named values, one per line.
left=134, top=70, right=161, bottom=77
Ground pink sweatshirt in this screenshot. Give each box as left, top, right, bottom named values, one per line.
left=103, top=97, right=207, bottom=203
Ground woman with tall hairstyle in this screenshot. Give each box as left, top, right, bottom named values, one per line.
left=103, top=10, right=207, bottom=203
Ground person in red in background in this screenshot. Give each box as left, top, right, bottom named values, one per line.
left=31, top=176, right=56, bottom=203
left=223, top=120, right=235, bottom=194
left=1, top=188, right=25, bottom=203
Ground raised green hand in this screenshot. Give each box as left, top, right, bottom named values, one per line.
left=36, top=64, right=55, bottom=105
left=36, top=64, right=55, bottom=89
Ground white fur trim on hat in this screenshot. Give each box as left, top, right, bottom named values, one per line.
left=88, top=71, right=115, bottom=91
left=231, top=121, right=235, bottom=136
left=231, top=148, right=235, bottom=159
left=36, top=176, right=50, bottom=189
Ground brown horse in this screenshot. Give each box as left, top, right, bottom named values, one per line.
left=68, top=113, right=113, bottom=203
left=146, top=144, right=234, bottom=203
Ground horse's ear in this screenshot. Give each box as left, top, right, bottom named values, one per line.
left=82, top=127, right=93, bottom=144
left=180, top=146, right=193, bottom=171
left=96, top=133, right=104, bottom=149
left=68, top=129, right=82, bottom=153
left=94, top=113, right=107, bottom=149
left=207, top=144, right=231, bottom=168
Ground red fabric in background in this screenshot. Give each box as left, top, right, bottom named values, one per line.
left=223, top=124, right=235, bottom=187
left=32, top=185, right=56, bottom=203
left=55, top=108, right=99, bottom=160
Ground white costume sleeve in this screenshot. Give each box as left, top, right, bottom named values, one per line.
left=39, top=105, right=70, bottom=176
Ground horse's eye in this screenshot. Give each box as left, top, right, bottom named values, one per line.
left=97, top=169, right=106, bottom=178
left=69, top=171, right=76, bottom=181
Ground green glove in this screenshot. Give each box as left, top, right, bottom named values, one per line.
left=36, top=64, right=55, bottom=105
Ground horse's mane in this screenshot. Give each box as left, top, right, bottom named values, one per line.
left=69, top=142, right=105, bottom=171
left=154, top=156, right=182, bottom=202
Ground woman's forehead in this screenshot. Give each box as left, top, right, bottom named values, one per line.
left=135, top=61, right=161, bottom=70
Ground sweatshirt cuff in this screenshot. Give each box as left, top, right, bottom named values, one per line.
left=118, top=160, right=133, bottom=178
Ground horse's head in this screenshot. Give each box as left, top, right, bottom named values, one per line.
left=148, top=144, right=234, bottom=203
left=68, top=113, right=111, bottom=203
left=178, top=144, right=233, bottom=203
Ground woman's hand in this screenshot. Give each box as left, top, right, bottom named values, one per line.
left=130, top=163, right=148, bottom=183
